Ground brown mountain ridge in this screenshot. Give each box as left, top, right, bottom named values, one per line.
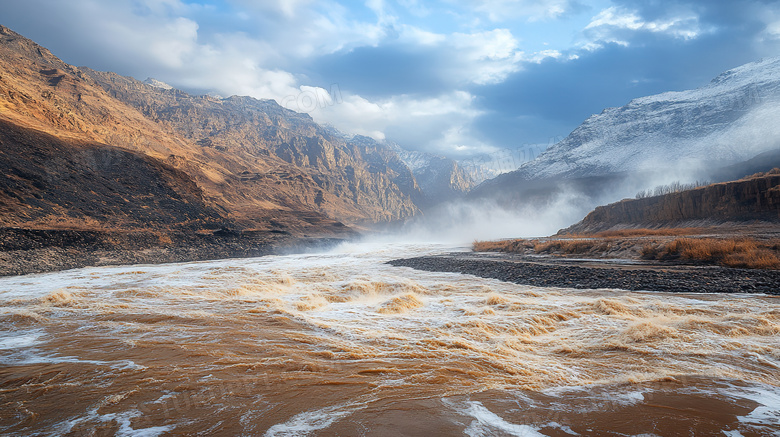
left=0, top=24, right=423, bottom=236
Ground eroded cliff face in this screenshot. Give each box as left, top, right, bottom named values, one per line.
left=565, top=172, right=780, bottom=234
left=0, top=24, right=422, bottom=232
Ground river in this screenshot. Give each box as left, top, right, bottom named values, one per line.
left=1, top=242, right=779, bottom=436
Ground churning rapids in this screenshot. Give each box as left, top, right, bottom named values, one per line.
left=1, top=242, right=779, bottom=436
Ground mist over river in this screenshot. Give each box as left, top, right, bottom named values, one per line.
left=1, top=242, right=779, bottom=436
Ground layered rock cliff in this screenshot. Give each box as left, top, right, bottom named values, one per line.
left=80, top=69, right=423, bottom=225
left=563, top=171, right=780, bottom=234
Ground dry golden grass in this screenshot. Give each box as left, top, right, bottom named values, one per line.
left=472, top=228, right=706, bottom=254
left=739, top=167, right=780, bottom=181
left=473, top=239, right=534, bottom=253
left=476, top=235, right=780, bottom=270
left=474, top=238, right=609, bottom=256
left=643, top=237, right=780, bottom=270
left=533, top=240, right=610, bottom=254
left=473, top=240, right=513, bottom=252
left=567, top=227, right=706, bottom=238
left=722, top=250, right=780, bottom=269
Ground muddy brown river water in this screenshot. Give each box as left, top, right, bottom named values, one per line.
left=1, top=243, right=778, bottom=436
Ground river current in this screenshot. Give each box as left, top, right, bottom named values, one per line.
left=1, top=242, right=779, bottom=435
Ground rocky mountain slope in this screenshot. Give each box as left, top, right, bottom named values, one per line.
left=0, top=118, right=223, bottom=230
left=473, top=57, right=780, bottom=202
left=81, top=68, right=423, bottom=225
left=390, top=144, right=474, bottom=206
left=0, top=24, right=422, bottom=234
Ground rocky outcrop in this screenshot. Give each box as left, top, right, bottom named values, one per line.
left=563, top=172, right=780, bottom=234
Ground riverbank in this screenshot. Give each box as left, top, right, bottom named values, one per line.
left=388, top=252, right=780, bottom=295
left=0, top=227, right=349, bottom=276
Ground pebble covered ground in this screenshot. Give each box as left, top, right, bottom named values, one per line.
left=389, top=254, right=780, bottom=295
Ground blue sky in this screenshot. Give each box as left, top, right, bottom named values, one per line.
left=2, top=0, right=780, bottom=158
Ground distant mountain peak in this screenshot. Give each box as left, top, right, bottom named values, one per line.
left=143, top=77, right=173, bottom=90
left=388, top=143, right=475, bottom=206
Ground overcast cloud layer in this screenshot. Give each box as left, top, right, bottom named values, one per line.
left=2, top=0, right=780, bottom=158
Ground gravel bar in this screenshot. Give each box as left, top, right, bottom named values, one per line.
left=388, top=254, right=780, bottom=295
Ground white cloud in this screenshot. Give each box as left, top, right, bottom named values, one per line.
left=301, top=90, right=490, bottom=156
left=398, top=25, right=446, bottom=45
left=228, top=0, right=313, bottom=19
left=450, top=29, right=523, bottom=84
left=456, top=0, right=579, bottom=22
left=767, top=21, right=780, bottom=39
left=276, top=0, right=312, bottom=18
left=585, top=7, right=643, bottom=31
left=397, top=0, right=431, bottom=17
left=582, top=6, right=703, bottom=48
left=454, top=28, right=518, bottom=59
left=520, top=49, right=563, bottom=63
left=148, top=17, right=199, bottom=69
left=758, top=4, right=780, bottom=46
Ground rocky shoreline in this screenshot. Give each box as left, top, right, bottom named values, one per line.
left=0, top=228, right=348, bottom=276
left=388, top=253, right=780, bottom=295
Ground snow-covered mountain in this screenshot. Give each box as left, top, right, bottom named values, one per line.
left=496, top=57, right=780, bottom=183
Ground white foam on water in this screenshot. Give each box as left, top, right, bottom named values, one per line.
left=544, top=422, right=578, bottom=435
left=5, top=242, right=779, bottom=392
left=0, top=340, right=143, bottom=370
left=450, top=400, right=546, bottom=437
left=538, top=385, right=647, bottom=414
left=263, top=401, right=366, bottom=437
left=2, top=242, right=779, bottom=435
left=54, top=408, right=174, bottom=437
left=0, top=330, right=43, bottom=350
left=734, top=385, right=780, bottom=428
